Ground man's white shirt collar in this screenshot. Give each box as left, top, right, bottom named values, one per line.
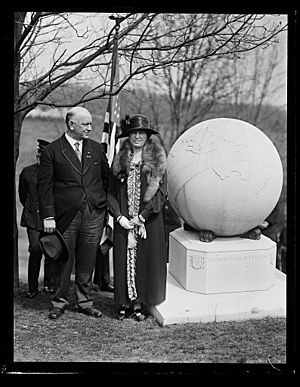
left=65, top=133, right=83, bottom=152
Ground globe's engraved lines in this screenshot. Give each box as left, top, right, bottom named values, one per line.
left=168, top=127, right=275, bottom=197
left=168, top=130, right=249, bottom=180
left=167, top=118, right=283, bottom=236
left=172, top=135, right=261, bottom=203
left=212, top=167, right=251, bottom=180
left=255, top=179, right=270, bottom=196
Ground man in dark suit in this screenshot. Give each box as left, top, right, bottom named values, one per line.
left=37, top=107, right=110, bottom=320
left=19, top=139, right=54, bottom=298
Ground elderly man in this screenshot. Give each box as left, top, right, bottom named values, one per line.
left=37, top=107, right=109, bottom=320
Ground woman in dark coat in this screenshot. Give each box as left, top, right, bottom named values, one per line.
left=108, top=114, right=168, bottom=321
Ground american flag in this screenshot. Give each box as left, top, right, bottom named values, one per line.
left=101, top=95, right=120, bottom=166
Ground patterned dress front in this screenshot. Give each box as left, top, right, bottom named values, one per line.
left=126, top=160, right=141, bottom=301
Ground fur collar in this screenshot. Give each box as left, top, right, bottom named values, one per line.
left=112, top=136, right=167, bottom=203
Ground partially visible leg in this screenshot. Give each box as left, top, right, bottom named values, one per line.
left=100, top=242, right=113, bottom=288
left=279, top=228, right=286, bottom=274
left=26, top=228, right=43, bottom=296
left=43, top=256, right=55, bottom=292
left=93, top=245, right=104, bottom=288
left=93, top=239, right=113, bottom=287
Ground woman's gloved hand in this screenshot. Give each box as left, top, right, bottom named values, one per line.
left=138, top=224, right=147, bottom=239
left=118, top=216, right=134, bottom=230
left=129, top=215, right=144, bottom=227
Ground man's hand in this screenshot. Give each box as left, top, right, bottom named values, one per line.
left=43, top=218, right=56, bottom=234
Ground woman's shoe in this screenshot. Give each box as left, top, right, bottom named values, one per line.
left=131, top=309, right=145, bottom=322
left=118, top=306, right=130, bottom=320
left=43, top=286, right=54, bottom=294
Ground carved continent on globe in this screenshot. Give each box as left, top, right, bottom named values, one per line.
left=167, top=118, right=283, bottom=236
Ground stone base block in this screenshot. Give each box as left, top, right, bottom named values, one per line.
left=148, top=269, right=286, bottom=326
left=169, top=228, right=276, bottom=294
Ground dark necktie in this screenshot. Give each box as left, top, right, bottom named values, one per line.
left=74, top=142, right=82, bottom=162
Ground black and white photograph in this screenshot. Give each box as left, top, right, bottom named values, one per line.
left=5, top=9, right=297, bottom=376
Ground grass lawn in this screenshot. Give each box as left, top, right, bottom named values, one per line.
left=13, top=185, right=288, bottom=375
left=12, top=281, right=287, bottom=369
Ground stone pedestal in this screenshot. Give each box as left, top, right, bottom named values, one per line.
left=148, top=269, right=286, bottom=326
left=169, top=228, right=276, bottom=294
left=148, top=228, right=286, bottom=326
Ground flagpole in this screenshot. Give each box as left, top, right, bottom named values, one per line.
left=100, top=16, right=123, bottom=283
left=108, top=16, right=122, bottom=94
left=101, top=15, right=122, bottom=164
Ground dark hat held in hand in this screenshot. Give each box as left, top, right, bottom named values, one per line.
left=39, top=229, right=69, bottom=264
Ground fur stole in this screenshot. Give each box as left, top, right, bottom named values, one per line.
left=112, top=136, right=167, bottom=203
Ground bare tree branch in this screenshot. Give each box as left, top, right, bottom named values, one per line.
left=15, top=13, right=286, bottom=116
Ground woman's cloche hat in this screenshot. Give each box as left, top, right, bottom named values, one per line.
left=118, top=114, right=159, bottom=139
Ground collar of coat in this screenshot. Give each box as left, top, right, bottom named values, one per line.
left=112, top=136, right=167, bottom=203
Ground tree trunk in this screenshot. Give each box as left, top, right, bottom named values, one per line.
left=14, top=12, right=26, bottom=293
left=13, top=176, right=19, bottom=294
left=14, top=114, right=23, bottom=293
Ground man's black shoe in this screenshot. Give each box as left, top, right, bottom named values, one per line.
left=49, top=307, right=65, bottom=319
left=25, top=290, right=39, bottom=299
left=99, top=284, right=114, bottom=292
left=78, top=306, right=102, bottom=317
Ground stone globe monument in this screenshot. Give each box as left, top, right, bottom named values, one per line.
left=148, top=118, right=286, bottom=325
left=167, top=118, right=283, bottom=236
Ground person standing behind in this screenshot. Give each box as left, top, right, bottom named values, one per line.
left=163, top=198, right=182, bottom=263
left=108, top=114, right=168, bottom=321
left=37, top=107, right=110, bottom=320
left=19, top=139, right=54, bottom=298
left=92, top=237, right=114, bottom=292
left=259, top=203, right=283, bottom=270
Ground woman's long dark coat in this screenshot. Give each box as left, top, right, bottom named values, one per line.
left=108, top=140, right=168, bottom=306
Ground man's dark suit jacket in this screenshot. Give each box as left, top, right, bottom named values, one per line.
left=19, top=163, right=43, bottom=231
left=37, top=134, right=109, bottom=234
